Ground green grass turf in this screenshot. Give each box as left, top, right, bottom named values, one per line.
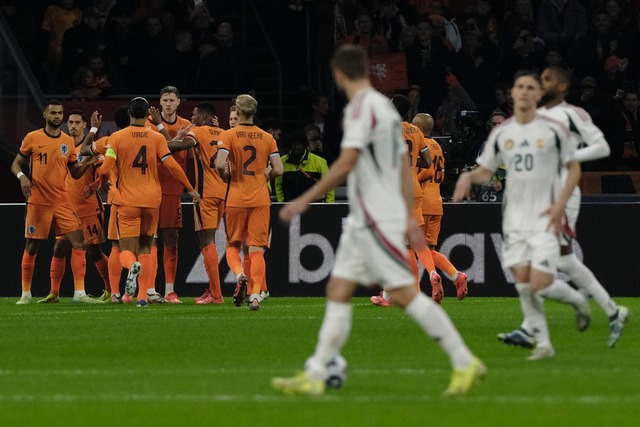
left=0, top=296, right=637, bottom=427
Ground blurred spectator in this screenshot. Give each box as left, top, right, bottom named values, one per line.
left=450, top=22, right=500, bottom=114
left=503, top=0, right=535, bottom=48
left=129, top=15, right=173, bottom=94
left=406, top=18, right=449, bottom=114
left=304, top=123, right=324, bottom=157
left=168, top=29, right=198, bottom=93
left=190, top=3, right=216, bottom=41
left=570, top=76, right=606, bottom=125
left=2, top=1, right=37, bottom=67
left=606, top=0, right=633, bottom=36
left=608, top=89, right=640, bottom=170
left=474, top=109, right=507, bottom=201
left=105, top=3, right=135, bottom=87
left=408, top=85, right=421, bottom=119
left=275, top=132, right=334, bottom=203
left=500, top=24, right=543, bottom=80
left=41, top=0, right=82, bottom=69
left=434, top=77, right=476, bottom=138
left=61, top=7, right=107, bottom=78
left=376, top=0, right=419, bottom=51
left=300, top=93, right=342, bottom=164
left=536, top=0, right=587, bottom=55
left=86, top=49, right=125, bottom=95
left=133, top=0, right=176, bottom=36
left=194, top=34, right=218, bottom=93
left=260, top=117, right=283, bottom=151
left=572, top=10, right=626, bottom=81
left=462, top=0, right=500, bottom=44
left=543, top=44, right=565, bottom=68
left=92, top=0, right=114, bottom=18
left=492, top=80, right=513, bottom=116
left=343, top=12, right=390, bottom=52
left=398, top=25, right=418, bottom=51
left=69, top=66, right=102, bottom=100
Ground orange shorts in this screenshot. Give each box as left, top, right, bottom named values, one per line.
left=107, top=205, right=118, bottom=241
left=159, top=194, right=182, bottom=229
left=225, top=206, right=270, bottom=247
left=116, top=206, right=159, bottom=239
left=423, top=214, right=442, bottom=247
left=79, top=214, right=106, bottom=245
left=413, top=197, right=424, bottom=226
left=25, top=203, right=81, bottom=239
left=194, top=197, right=225, bottom=232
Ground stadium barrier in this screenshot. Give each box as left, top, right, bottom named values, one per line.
left=1, top=202, right=638, bottom=298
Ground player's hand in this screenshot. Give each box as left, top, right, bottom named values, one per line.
left=543, top=203, right=564, bottom=235
left=175, top=124, right=195, bottom=140
left=19, top=176, right=31, bottom=200
left=407, top=218, right=427, bottom=251
left=188, top=190, right=201, bottom=204
left=148, top=106, right=162, bottom=125
left=279, top=199, right=309, bottom=225
left=82, top=185, right=94, bottom=199
left=212, top=115, right=219, bottom=127
left=90, top=111, right=102, bottom=130
left=264, top=165, right=272, bottom=178
left=452, top=171, right=472, bottom=202
left=97, top=180, right=112, bottom=193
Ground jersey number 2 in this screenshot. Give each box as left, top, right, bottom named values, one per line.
left=133, top=146, right=148, bottom=175
left=242, top=146, right=256, bottom=176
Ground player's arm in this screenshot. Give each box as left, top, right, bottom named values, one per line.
left=11, top=152, right=31, bottom=199
left=279, top=148, right=360, bottom=224
left=401, top=151, right=427, bottom=251
left=416, top=146, right=432, bottom=168
left=214, top=148, right=230, bottom=179
left=416, top=167, right=434, bottom=183
left=452, top=166, right=494, bottom=202
left=572, top=113, right=610, bottom=162
left=167, top=134, right=197, bottom=153
left=68, top=156, right=98, bottom=179
left=545, top=159, right=580, bottom=234
left=96, top=150, right=115, bottom=192
left=161, top=153, right=200, bottom=202
left=266, top=152, right=284, bottom=179
left=148, top=106, right=172, bottom=140
left=80, top=111, right=102, bottom=156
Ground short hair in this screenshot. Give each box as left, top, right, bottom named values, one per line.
left=67, top=109, right=86, bottom=121
left=304, top=123, right=321, bottom=134
left=235, top=94, right=258, bottom=118
left=44, top=99, right=63, bottom=111
left=513, top=70, right=541, bottom=86
left=196, top=102, right=216, bottom=116
left=391, top=94, right=411, bottom=119
left=331, top=45, right=369, bottom=80
left=229, top=105, right=237, bottom=113
left=114, top=105, right=130, bottom=129
left=130, top=97, right=149, bottom=118
left=545, top=66, right=571, bottom=86
left=160, top=85, right=180, bottom=98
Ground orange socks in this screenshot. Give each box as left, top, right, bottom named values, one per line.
left=108, top=246, right=122, bottom=294
left=71, top=249, right=86, bottom=291
left=21, top=251, right=36, bottom=292
left=226, top=245, right=243, bottom=276
left=94, top=254, right=110, bottom=291
left=50, top=256, right=65, bottom=295
left=243, top=252, right=255, bottom=290
left=137, top=253, right=152, bottom=302
left=407, top=249, right=420, bottom=290
left=163, top=243, right=177, bottom=285
left=119, top=250, right=137, bottom=270
left=248, top=251, right=266, bottom=296
left=415, top=247, right=436, bottom=274
left=202, top=244, right=221, bottom=298
left=431, top=250, right=457, bottom=278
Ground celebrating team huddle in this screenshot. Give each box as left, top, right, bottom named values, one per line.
left=10, top=44, right=630, bottom=397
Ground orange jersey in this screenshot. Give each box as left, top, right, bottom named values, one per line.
left=421, top=137, right=445, bottom=215
left=146, top=116, right=191, bottom=195
left=189, top=125, right=226, bottom=199
left=19, top=129, right=77, bottom=206
left=402, top=122, right=428, bottom=199
left=106, top=125, right=172, bottom=209
left=65, top=146, right=103, bottom=217
left=218, top=124, right=278, bottom=208
left=93, top=136, right=119, bottom=204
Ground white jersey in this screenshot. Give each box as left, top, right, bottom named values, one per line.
left=477, top=114, right=575, bottom=233
left=341, top=87, right=407, bottom=229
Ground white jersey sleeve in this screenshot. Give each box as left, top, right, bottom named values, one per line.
left=564, top=105, right=610, bottom=162
left=476, top=126, right=503, bottom=172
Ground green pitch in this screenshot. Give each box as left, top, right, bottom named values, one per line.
left=0, top=296, right=637, bottom=427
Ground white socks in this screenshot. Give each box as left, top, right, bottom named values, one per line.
left=515, top=283, right=550, bottom=348
left=74, top=290, right=86, bottom=298
left=537, top=279, right=585, bottom=307
left=305, top=301, right=353, bottom=381
left=558, top=253, right=617, bottom=317
left=405, top=293, right=473, bottom=369
left=165, top=283, right=174, bottom=296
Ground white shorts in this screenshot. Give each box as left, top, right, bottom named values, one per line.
left=332, top=223, right=414, bottom=289
left=561, top=186, right=581, bottom=246
left=502, top=230, right=560, bottom=275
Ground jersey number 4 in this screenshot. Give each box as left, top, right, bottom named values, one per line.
left=133, top=146, right=148, bottom=175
